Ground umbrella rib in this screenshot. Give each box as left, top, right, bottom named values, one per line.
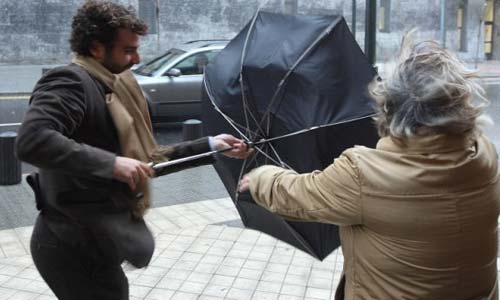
left=242, top=94, right=268, bottom=138
left=252, top=145, right=287, bottom=167
left=203, top=78, right=287, bottom=168
left=203, top=76, right=255, bottom=141
left=239, top=9, right=271, bottom=142
left=250, top=113, right=377, bottom=147
left=239, top=9, right=260, bottom=136
left=234, top=145, right=285, bottom=202
left=265, top=142, right=293, bottom=170
left=204, top=78, right=278, bottom=202
left=240, top=87, right=268, bottom=140
left=203, top=72, right=262, bottom=138
left=226, top=116, right=260, bottom=139
left=256, top=16, right=343, bottom=133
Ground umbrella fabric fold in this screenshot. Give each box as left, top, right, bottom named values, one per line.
left=203, top=11, right=379, bottom=260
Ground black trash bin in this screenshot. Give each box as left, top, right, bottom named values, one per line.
left=0, top=131, right=22, bottom=185
left=182, top=119, right=203, bottom=141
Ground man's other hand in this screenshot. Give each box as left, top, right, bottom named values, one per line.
left=113, top=156, right=154, bottom=191
left=213, top=134, right=254, bottom=159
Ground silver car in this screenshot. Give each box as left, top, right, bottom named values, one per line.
left=133, top=40, right=228, bottom=122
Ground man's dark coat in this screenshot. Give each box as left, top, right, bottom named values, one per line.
left=16, top=64, right=214, bottom=267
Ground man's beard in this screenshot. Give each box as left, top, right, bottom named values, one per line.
left=102, top=55, right=134, bottom=74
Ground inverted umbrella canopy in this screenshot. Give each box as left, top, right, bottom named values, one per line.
left=202, top=11, right=379, bottom=260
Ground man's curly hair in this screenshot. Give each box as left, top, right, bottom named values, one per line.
left=70, top=0, right=148, bottom=56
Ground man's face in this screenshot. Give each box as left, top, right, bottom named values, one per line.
left=100, top=28, right=141, bottom=74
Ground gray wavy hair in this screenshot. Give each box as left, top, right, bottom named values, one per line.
left=370, top=34, right=490, bottom=140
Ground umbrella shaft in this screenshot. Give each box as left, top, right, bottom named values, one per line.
left=150, top=146, right=233, bottom=170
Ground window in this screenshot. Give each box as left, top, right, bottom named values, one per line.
left=173, top=51, right=220, bottom=76
left=484, top=0, right=494, bottom=58
left=379, top=0, right=391, bottom=33
left=134, top=50, right=184, bottom=76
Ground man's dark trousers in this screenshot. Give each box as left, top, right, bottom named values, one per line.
left=30, top=215, right=128, bottom=300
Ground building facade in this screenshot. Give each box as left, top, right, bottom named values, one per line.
left=0, top=0, right=496, bottom=65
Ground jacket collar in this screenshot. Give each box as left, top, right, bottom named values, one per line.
left=376, top=134, right=475, bottom=154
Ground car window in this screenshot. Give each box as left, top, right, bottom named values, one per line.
left=171, top=51, right=220, bottom=76
left=134, top=49, right=184, bottom=76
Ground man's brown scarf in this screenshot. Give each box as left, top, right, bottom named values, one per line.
left=73, top=55, right=168, bottom=217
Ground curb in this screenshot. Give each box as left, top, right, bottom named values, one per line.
left=479, top=74, right=500, bottom=78
left=0, top=93, right=31, bottom=100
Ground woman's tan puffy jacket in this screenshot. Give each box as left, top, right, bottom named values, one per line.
left=249, top=134, right=500, bottom=300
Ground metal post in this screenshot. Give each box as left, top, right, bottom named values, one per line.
left=475, top=3, right=487, bottom=68
left=364, top=0, right=377, bottom=65
left=440, top=0, right=447, bottom=47
left=352, top=0, right=357, bottom=37
left=183, top=119, right=203, bottom=141
left=156, top=0, right=160, bottom=53
left=0, top=131, right=21, bottom=185
left=284, top=0, right=298, bottom=15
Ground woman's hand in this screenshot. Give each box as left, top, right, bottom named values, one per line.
left=238, top=174, right=251, bottom=193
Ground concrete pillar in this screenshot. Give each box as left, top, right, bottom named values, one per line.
left=492, top=0, right=500, bottom=59
left=440, top=0, right=447, bottom=47
left=183, top=119, right=203, bottom=141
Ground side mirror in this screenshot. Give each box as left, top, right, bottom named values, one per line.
left=165, top=68, right=181, bottom=77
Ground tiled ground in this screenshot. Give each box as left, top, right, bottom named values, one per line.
left=0, top=198, right=344, bottom=300
left=1, top=168, right=500, bottom=300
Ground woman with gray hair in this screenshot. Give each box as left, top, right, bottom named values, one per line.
left=238, top=37, right=499, bottom=300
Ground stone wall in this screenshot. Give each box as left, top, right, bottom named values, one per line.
left=0, top=0, right=488, bottom=64
left=375, top=0, right=486, bottom=62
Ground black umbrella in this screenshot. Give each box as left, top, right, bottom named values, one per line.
left=202, top=11, right=379, bottom=260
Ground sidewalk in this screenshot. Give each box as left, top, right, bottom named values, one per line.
left=475, top=60, right=500, bottom=77
left=0, top=172, right=344, bottom=300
